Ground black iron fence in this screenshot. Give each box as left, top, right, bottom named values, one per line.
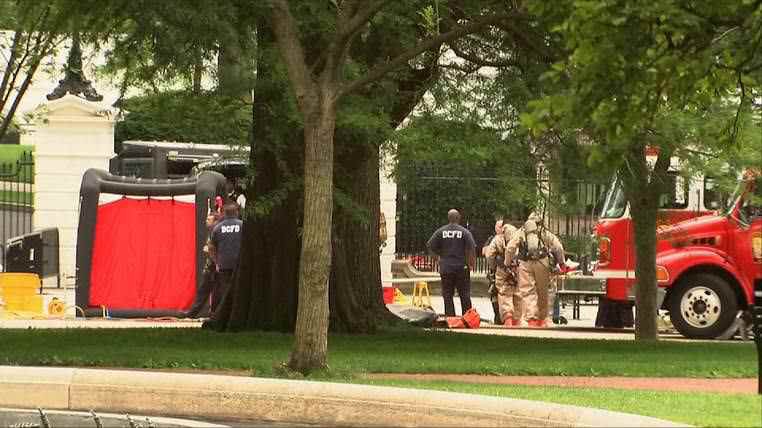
left=0, top=150, right=34, bottom=269
left=395, top=173, right=608, bottom=273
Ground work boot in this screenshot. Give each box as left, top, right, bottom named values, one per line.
left=492, top=301, right=501, bottom=324
left=527, top=319, right=548, bottom=328
left=503, top=316, right=521, bottom=327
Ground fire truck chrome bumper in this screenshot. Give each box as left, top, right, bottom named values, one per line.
left=591, top=269, right=634, bottom=279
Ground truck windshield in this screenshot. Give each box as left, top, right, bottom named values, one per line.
left=737, top=177, right=762, bottom=223
left=600, top=176, right=626, bottom=218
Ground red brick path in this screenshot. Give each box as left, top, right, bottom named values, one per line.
left=366, top=373, right=758, bottom=395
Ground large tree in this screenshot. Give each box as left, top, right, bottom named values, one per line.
left=74, top=0, right=256, bottom=98
left=76, top=0, right=558, bottom=372
left=261, top=0, right=558, bottom=373
left=525, top=0, right=762, bottom=339
left=209, top=3, right=446, bottom=342
left=0, top=0, right=73, bottom=142
left=64, top=0, right=257, bottom=152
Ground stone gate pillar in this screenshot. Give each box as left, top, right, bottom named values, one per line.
left=21, top=94, right=115, bottom=285
left=380, top=151, right=397, bottom=286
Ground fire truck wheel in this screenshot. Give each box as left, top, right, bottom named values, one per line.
left=669, top=273, right=738, bottom=339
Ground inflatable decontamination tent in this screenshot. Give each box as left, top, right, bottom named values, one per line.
left=75, top=169, right=226, bottom=317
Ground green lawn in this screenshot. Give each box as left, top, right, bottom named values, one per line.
left=0, top=189, right=33, bottom=205
left=0, top=328, right=757, bottom=427
left=0, top=328, right=755, bottom=378
left=360, top=380, right=761, bottom=428
left=0, top=144, right=33, bottom=163
left=0, top=145, right=34, bottom=188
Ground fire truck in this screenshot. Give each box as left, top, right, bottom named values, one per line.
left=594, top=169, right=762, bottom=338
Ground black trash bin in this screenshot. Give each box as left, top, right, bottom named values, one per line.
left=4, top=228, right=60, bottom=287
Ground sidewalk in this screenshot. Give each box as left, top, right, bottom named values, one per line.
left=397, top=296, right=752, bottom=342
left=422, top=294, right=600, bottom=329
left=0, top=318, right=202, bottom=329
left=0, top=366, right=684, bottom=427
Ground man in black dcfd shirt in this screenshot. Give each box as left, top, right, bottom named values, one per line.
left=427, top=209, right=476, bottom=316
left=209, top=202, right=243, bottom=317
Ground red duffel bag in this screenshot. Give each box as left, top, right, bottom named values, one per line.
left=462, top=307, right=481, bottom=329
left=446, top=317, right=466, bottom=328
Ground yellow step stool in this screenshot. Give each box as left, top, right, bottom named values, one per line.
left=411, top=281, right=432, bottom=309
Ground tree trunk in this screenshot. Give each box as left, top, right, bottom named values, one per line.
left=629, top=194, right=659, bottom=340
left=287, top=98, right=336, bottom=373
left=330, top=136, right=398, bottom=332
left=192, top=59, right=203, bottom=94
left=208, top=21, right=302, bottom=333
left=217, top=22, right=254, bottom=101
left=622, top=144, right=670, bottom=341
left=210, top=35, right=395, bottom=335
left=210, top=21, right=436, bottom=340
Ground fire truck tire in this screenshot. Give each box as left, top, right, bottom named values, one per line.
left=668, top=273, right=738, bottom=339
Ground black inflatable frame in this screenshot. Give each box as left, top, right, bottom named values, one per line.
left=76, top=169, right=226, bottom=318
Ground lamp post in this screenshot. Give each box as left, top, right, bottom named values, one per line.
left=46, top=31, right=103, bottom=102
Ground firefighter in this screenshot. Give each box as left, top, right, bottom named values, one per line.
left=427, top=209, right=476, bottom=317
left=486, top=222, right=522, bottom=326
left=505, top=213, right=566, bottom=328
left=483, top=219, right=504, bottom=324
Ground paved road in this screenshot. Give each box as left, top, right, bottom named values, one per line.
left=2, top=293, right=748, bottom=342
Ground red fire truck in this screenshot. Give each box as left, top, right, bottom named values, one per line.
left=593, top=170, right=761, bottom=338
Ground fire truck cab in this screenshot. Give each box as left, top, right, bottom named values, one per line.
left=594, top=170, right=762, bottom=338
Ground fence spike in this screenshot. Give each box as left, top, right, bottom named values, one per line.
left=90, top=409, right=103, bottom=428
left=37, top=408, right=51, bottom=428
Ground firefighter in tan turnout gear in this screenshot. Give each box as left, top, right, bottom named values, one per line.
left=505, top=214, right=566, bottom=328
left=483, top=220, right=504, bottom=324
left=485, top=222, right=522, bottom=326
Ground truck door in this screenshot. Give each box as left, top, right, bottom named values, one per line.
left=732, top=177, right=762, bottom=305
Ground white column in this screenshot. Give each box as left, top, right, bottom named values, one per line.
left=379, top=149, right=397, bottom=286
left=22, top=95, right=115, bottom=286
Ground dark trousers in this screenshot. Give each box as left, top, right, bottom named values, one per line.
left=186, top=267, right=216, bottom=318
left=595, top=297, right=634, bottom=328
left=441, top=268, right=472, bottom=316
left=213, top=270, right=234, bottom=318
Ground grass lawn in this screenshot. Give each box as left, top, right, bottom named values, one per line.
left=359, top=379, right=761, bottom=428
left=0, top=144, right=33, bottom=165
left=0, top=189, right=33, bottom=205
left=0, top=145, right=34, bottom=186
left=0, top=328, right=757, bottom=427
left=0, top=328, right=755, bottom=378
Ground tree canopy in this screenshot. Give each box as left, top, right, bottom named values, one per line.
left=524, top=0, right=762, bottom=339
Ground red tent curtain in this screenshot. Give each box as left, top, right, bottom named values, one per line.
left=89, top=198, right=196, bottom=310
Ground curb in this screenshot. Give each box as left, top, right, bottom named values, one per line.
left=0, top=366, right=689, bottom=427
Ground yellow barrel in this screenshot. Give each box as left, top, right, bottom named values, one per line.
left=0, top=272, right=41, bottom=295
left=0, top=273, right=43, bottom=314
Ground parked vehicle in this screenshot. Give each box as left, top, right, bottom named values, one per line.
left=109, top=140, right=248, bottom=179
left=593, top=170, right=718, bottom=301
left=594, top=169, right=761, bottom=338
